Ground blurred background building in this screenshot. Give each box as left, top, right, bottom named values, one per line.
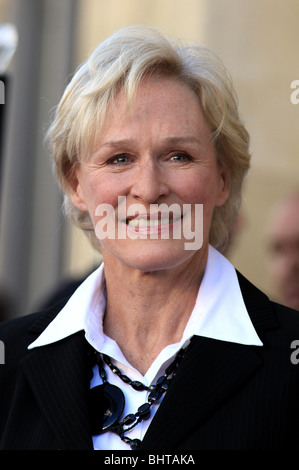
left=0, top=0, right=298, bottom=319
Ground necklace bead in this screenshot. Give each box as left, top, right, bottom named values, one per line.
left=137, top=402, right=151, bottom=420
left=130, top=438, right=142, bottom=450
left=131, top=380, right=148, bottom=391
left=148, top=388, right=163, bottom=404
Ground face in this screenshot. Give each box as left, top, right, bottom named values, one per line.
left=70, top=77, right=228, bottom=273
left=267, top=196, right=299, bottom=310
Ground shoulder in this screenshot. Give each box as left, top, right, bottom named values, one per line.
left=271, top=301, right=299, bottom=333
left=0, top=295, right=69, bottom=337
left=0, top=296, right=70, bottom=368
left=236, top=269, right=299, bottom=338
left=0, top=311, right=43, bottom=341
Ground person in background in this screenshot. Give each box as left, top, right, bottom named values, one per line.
left=266, top=190, right=299, bottom=311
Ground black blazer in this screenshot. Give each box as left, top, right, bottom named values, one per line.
left=1, top=271, right=299, bottom=450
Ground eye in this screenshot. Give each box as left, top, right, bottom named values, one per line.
left=170, top=153, right=192, bottom=162
left=108, top=154, right=131, bottom=165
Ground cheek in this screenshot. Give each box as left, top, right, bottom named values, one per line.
left=177, top=173, right=219, bottom=207
left=83, top=178, right=120, bottom=213
left=270, top=256, right=288, bottom=280
left=84, top=178, right=131, bottom=235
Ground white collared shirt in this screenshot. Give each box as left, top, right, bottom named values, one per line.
left=28, top=246, right=262, bottom=450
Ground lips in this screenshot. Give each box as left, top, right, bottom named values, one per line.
left=126, top=212, right=182, bottom=231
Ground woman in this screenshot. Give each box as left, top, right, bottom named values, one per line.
left=1, top=25, right=299, bottom=451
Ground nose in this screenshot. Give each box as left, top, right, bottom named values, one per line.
left=130, top=158, right=169, bottom=204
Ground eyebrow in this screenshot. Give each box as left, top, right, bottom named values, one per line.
left=101, top=135, right=204, bottom=149
left=101, top=139, right=135, bottom=149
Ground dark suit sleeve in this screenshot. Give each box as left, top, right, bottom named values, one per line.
left=0, top=313, right=40, bottom=436
left=0, top=304, right=93, bottom=450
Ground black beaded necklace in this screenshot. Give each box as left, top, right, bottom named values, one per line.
left=88, top=344, right=189, bottom=450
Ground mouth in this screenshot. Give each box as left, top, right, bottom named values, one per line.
left=125, top=212, right=182, bottom=232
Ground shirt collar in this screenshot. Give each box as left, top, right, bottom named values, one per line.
left=28, top=246, right=262, bottom=350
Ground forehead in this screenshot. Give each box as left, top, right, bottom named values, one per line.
left=101, top=76, right=206, bottom=135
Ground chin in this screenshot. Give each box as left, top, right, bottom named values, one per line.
left=103, top=239, right=203, bottom=273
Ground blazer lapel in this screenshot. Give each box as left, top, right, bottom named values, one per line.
left=236, top=271, right=279, bottom=332
left=20, top=330, right=93, bottom=450
left=141, top=335, right=263, bottom=449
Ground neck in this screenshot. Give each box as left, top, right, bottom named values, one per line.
left=101, top=246, right=208, bottom=374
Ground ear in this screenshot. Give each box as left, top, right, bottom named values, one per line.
left=67, top=166, right=88, bottom=212
left=215, top=167, right=230, bottom=207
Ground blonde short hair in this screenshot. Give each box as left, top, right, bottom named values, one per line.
left=46, top=25, right=250, bottom=253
